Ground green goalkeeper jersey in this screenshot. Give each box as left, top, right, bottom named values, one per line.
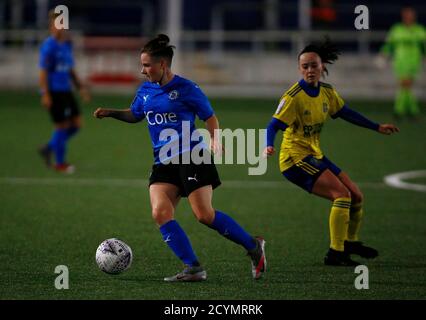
left=381, top=23, right=426, bottom=77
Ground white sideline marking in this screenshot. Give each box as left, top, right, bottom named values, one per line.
left=384, top=170, right=426, bottom=193
left=0, top=177, right=387, bottom=189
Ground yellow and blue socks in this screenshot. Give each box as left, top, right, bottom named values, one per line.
left=347, top=203, right=363, bottom=242
left=209, top=210, right=256, bottom=251
left=159, top=220, right=200, bottom=267
left=329, top=198, right=351, bottom=251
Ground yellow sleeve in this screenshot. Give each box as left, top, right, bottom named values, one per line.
left=329, top=88, right=345, bottom=116
left=272, top=94, right=297, bottom=125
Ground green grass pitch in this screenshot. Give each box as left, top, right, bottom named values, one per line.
left=0, top=90, right=425, bottom=300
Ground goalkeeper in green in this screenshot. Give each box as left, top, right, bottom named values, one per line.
left=381, top=7, right=426, bottom=118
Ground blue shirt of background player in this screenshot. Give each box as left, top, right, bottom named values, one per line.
left=39, top=36, right=74, bottom=92
left=130, top=75, right=214, bottom=164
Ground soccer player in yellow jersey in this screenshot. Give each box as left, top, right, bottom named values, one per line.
left=264, top=38, right=399, bottom=266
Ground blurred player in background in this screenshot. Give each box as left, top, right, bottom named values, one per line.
left=94, top=34, right=266, bottom=282
left=380, top=6, right=426, bottom=119
left=265, top=38, right=399, bottom=266
left=38, top=10, right=90, bottom=173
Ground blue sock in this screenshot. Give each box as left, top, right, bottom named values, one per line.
left=48, top=129, right=68, bottom=165
left=159, top=220, right=199, bottom=267
left=209, top=210, right=256, bottom=251
left=66, top=126, right=79, bottom=140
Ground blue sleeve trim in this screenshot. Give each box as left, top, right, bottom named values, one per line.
left=130, top=107, right=145, bottom=121
left=200, top=111, right=214, bottom=121
left=266, top=118, right=288, bottom=147
left=129, top=91, right=146, bottom=121
left=333, top=105, right=379, bottom=131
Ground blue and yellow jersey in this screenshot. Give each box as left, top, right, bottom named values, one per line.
left=273, top=80, right=345, bottom=172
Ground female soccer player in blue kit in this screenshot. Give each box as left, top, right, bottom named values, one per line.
left=94, top=34, right=266, bottom=281
left=38, top=10, right=90, bottom=173
left=264, top=38, right=399, bottom=266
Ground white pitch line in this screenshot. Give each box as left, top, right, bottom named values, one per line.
left=384, top=170, right=426, bottom=193
left=0, top=177, right=148, bottom=187
left=0, top=176, right=388, bottom=189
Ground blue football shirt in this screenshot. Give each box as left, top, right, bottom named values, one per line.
left=39, top=36, right=74, bottom=92
left=130, top=75, right=214, bottom=164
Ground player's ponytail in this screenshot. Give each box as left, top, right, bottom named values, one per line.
left=142, top=34, right=175, bottom=65
left=298, top=36, right=340, bottom=76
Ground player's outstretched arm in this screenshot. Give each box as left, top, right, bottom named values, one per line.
left=378, top=124, right=400, bottom=135
left=93, top=108, right=140, bottom=123
left=334, top=106, right=400, bottom=135
left=333, top=105, right=380, bottom=131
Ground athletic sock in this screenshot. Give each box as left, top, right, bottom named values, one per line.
left=48, top=128, right=68, bottom=165
left=159, top=220, right=200, bottom=267
left=329, top=198, right=351, bottom=251
left=208, top=210, right=256, bottom=251
left=395, top=88, right=408, bottom=116
left=406, top=89, right=420, bottom=116
left=347, top=202, right=363, bottom=242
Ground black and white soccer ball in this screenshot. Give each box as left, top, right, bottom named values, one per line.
left=95, top=238, right=133, bottom=274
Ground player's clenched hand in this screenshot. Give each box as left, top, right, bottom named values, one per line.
left=41, top=93, right=52, bottom=110
left=263, top=146, right=275, bottom=157
left=378, top=124, right=400, bottom=135
left=93, top=108, right=109, bottom=119
left=210, top=139, right=224, bottom=156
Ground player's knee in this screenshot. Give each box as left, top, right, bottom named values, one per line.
left=192, top=206, right=215, bottom=225
left=332, top=187, right=351, bottom=200
left=351, top=190, right=364, bottom=205
left=151, top=206, right=173, bottom=225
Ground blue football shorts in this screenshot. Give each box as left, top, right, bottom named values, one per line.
left=282, top=155, right=342, bottom=193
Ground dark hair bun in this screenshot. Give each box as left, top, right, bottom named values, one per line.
left=141, top=34, right=175, bottom=64
left=156, top=34, right=170, bottom=47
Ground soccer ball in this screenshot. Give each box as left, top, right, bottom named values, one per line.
left=95, top=238, right=133, bottom=274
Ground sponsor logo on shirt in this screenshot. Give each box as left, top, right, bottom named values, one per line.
left=169, top=90, right=179, bottom=100
left=303, top=123, right=324, bottom=137
left=145, top=111, right=178, bottom=125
